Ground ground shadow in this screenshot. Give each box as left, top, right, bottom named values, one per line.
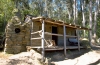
left=45, top=48, right=91, bottom=62
left=88, top=59, right=100, bottom=65
left=91, top=46, right=100, bottom=50
left=66, top=48, right=91, bottom=59
left=7, top=58, right=33, bottom=65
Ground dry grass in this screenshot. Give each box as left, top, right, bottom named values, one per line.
left=0, top=51, right=13, bottom=59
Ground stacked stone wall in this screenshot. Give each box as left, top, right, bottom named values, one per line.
left=4, top=16, right=31, bottom=54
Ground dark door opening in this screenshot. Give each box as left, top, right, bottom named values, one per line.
left=52, top=26, right=58, bottom=45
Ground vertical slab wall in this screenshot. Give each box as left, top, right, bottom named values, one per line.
left=58, top=26, right=76, bottom=46
left=31, top=22, right=52, bottom=46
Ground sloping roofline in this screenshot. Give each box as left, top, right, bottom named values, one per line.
left=31, top=16, right=90, bottom=30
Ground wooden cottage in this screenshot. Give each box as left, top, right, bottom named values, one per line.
left=4, top=15, right=90, bottom=61
left=27, top=16, right=90, bottom=61
left=29, top=16, right=90, bottom=47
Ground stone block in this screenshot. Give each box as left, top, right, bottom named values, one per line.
left=6, top=38, right=13, bottom=44
left=4, top=48, right=14, bottom=54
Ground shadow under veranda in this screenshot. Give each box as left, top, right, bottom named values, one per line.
left=45, top=48, right=91, bottom=62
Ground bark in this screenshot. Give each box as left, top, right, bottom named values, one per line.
left=67, top=10, right=71, bottom=20
left=76, top=0, right=78, bottom=20
left=73, top=0, right=76, bottom=24
left=66, top=0, right=72, bottom=20
left=81, top=0, right=86, bottom=37
left=89, top=0, right=93, bottom=46
left=39, top=1, right=42, bottom=16
left=93, top=0, right=99, bottom=38
left=44, top=0, right=48, bottom=17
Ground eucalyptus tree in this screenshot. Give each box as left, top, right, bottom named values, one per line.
left=81, top=0, right=86, bottom=37
left=73, top=0, right=76, bottom=24
left=81, top=0, right=86, bottom=27
left=93, top=0, right=100, bottom=38
left=29, top=0, right=43, bottom=16
left=66, top=0, right=73, bottom=22
left=11, top=0, right=29, bottom=9
left=53, top=0, right=62, bottom=20
left=72, top=0, right=79, bottom=25
left=11, top=0, right=30, bottom=20
left=89, top=0, right=93, bottom=46
left=44, top=0, right=55, bottom=18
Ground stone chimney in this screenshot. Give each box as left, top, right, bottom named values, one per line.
left=4, top=16, right=31, bottom=54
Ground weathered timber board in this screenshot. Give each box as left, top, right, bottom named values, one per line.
left=26, top=46, right=84, bottom=51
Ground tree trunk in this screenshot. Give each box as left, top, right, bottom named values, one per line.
left=81, top=0, right=86, bottom=37
left=93, top=0, right=99, bottom=36
left=76, top=0, right=78, bottom=22
left=89, top=0, right=93, bottom=47
left=93, top=0, right=99, bottom=45
left=66, top=0, right=73, bottom=22
left=67, top=9, right=71, bottom=20
left=44, top=0, right=48, bottom=17
left=73, top=0, right=76, bottom=24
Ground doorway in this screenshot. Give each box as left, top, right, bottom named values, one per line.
left=52, top=26, right=58, bottom=45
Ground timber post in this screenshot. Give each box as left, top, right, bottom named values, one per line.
left=30, top=21, right=33, bottom=45
left=63, top=22, right=67, bottom=56
left=41, top=20, right=45, bottom=62
left=77, top=29, right=80, bottom=51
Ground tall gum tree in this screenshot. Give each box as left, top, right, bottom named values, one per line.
left=73, top=0, right=76, bottom=24
left=93, top=0, right=99, bottom=38
left=81, top=0, right=86, bottom=37
left=89, top=0, right=93, bottom=46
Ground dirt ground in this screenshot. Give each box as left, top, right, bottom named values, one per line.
left=46, top=46, right=100, bottom=65
left=0, top=46, right=100, bottom=65
left=0, top=50, right=43, bottom=65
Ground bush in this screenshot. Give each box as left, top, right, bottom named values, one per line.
left=80, top=38, right=90, bottom=48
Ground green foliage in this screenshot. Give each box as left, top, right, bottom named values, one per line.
left=97, top=17, right=100, bottom=37
left=0, top=0, right=100, bottom=39
left=0, top=0, right=14, bottom=34
left=80, top=39, right=90, bottom=48
left=0, top=0, right=14, bottom=19
left=22, top=9, right=30, bottom=15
